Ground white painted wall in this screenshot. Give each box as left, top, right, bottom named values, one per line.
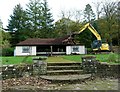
left=30, top=46, right=36, bottom=55
left=66, top=45, right=85, bottom=55
left=14, top=46, right=36, bottom=56
left=66, top=46, right=72, bottom=55
left=14, top=45, right=85, bottom=56
left=79, top=46, right=85, bottom=54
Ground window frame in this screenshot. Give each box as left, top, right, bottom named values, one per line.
left=72, top=46, right=79, bottom=52
left=22, top=46, right=30, bottom=53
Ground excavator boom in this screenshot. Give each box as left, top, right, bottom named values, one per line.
left=75, top=23, right=101, bottom=40
left=73, top=23, right=110, bottom=52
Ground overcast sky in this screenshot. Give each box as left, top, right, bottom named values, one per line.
left=0, top=0, right=118, bottom=28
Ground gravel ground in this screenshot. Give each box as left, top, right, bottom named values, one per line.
left=1, top=77, right=119, bottom=91
left=46, top=78, right=119, bottom=90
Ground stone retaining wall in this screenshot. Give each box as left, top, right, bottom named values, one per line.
left=1, top=61, right=47, bottom=80
left=96, top=63, right=119, bottom=78
left=81, top=56, right=119, bottom=78
left=1, top=64, right=33, bottom=79
left=82, top=62, right=119, bottom=78
left=1, top=61, right=119, bottom=79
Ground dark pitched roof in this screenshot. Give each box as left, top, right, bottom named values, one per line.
left=16, top=36, right=75, bottom=46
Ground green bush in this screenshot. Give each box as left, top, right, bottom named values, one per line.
left=87, top=48, right=92, bottom=53
left=2, top=48, right=14, bottom=56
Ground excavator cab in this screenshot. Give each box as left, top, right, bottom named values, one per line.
left=91, top=40, right=109, bottom=51
left=91, top=40, right=102, bottom=50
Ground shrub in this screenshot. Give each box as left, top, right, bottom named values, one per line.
left=87, top=48, right=92, bottom=54
left=2, top=48, right=14, bottom=56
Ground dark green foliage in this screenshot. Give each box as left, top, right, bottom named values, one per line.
left=0, top=31, right=11, bottom=48
left=8, top=4, right=28, bottom=45
left=2, top=48, right=14, bottom=56
left=8, top=4, right=27, bottom=32
left=40, top=0, right=54, bottom=38
left=7, top=0, right=54, bottom=46
left=54, top=18, right=72, bottom=37
left=74, top=27, right=95, bottom=48
left=54, top=18, right=80, bottom=38
left=84, top=4, right=96, bottom=22
left=26, top=0, right=54, bottom=38
left=87, top=48, right=93, bottom=53
left=26, top=0, right=42, bottom=37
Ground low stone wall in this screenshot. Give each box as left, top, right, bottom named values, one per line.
left=82, top=61, right=119, bottom=78
left=1, top=61, right=47, bottom=80
left=81, top=56, right=119, bottom=78
left=96, top=63, right=119, bottom=78
left=1, top=64, right=33, bottom=79
left=33, top=61, right=47, bottom=75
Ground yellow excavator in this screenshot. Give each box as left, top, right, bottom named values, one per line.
left=72, top=23, right=110, bottom=52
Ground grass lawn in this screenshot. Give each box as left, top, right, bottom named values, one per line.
left=46, top=56, right=74, bottom=62
left=62, top=53, right=119, bottom=64
left=1, top=53, right=119, bottom=65
left=2, top=56, right=33, bottom=65
left=1, top=56, right=74, bottom=65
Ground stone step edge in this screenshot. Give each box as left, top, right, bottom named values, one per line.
left=47, top=65, right=81, bottom=68
left=40, top=74, right=91, bottom=81
left=47, top=70, right=83, bottom=73
left=47, top=62, right=81, bottom=64
left=48, top=62, right=81, bottom=63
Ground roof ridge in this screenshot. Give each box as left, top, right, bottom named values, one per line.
left=16, top=36, right=74, bottom=46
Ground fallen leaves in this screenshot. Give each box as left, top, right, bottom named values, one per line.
left=1, top=76, right=51, bottom=90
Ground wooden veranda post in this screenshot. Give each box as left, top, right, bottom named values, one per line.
left=50, top=46, right=53, bottom=56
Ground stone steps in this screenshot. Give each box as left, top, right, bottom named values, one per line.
left=47, top=62, right=81, bottom=66
left=39, top=62, right=91, bottom=82
left=40, top=74, right=91, bottom=82
left=47, top=69, right=83, bottom=75
left=47, top=65, right=82, bottom=70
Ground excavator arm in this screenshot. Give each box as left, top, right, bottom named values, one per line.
left=72, top=23, right=110, bottom=51
left=74, top=23, right=101, bottom=40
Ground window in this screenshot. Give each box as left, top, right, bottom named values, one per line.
left=72, top=46, right=79, bottom=52
left=22, top=46, right=30, bottom=53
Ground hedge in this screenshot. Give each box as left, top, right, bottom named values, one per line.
left=2, top=48, right=14, bottom=56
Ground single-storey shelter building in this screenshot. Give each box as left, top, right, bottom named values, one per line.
left=14, top=36, right=86, bottom=56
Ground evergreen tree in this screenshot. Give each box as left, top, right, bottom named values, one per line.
left=26, top=0, right=42, bottom=37
left=26, top=0, right=54, bottom=38
left=84, top=4, right=96, bottom=22
left=8, top=4, right=28, bottom=45
left=40, top=0, right=54, bottom=38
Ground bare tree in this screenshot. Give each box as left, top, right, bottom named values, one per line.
left=59, top=10, right=74, bottom=19
left=93, top=1, right=103, bottom=20
left=74, top=10, right=82, bottom=22
left=117, top=1, right=120, bottom=46
left=59, top=8, right=83, bottom=23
